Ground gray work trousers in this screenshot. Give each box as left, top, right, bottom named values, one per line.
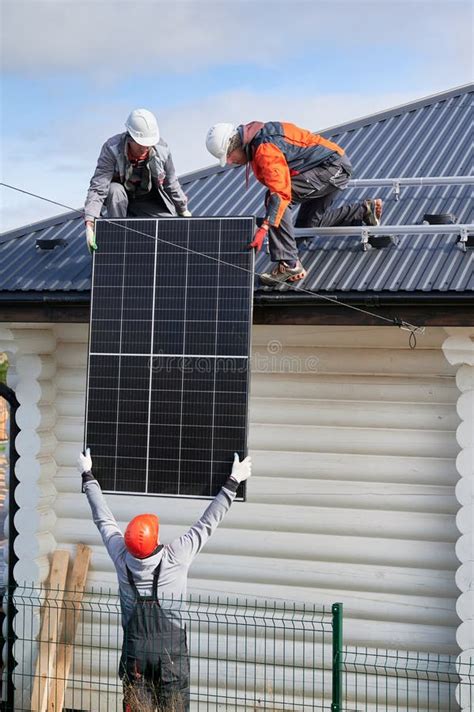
left=268, top=157, right=366, bottom=262
left=106, top=182, right=173, bottom=219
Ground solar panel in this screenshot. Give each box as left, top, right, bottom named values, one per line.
left=85, top=217, right=254, bottom=499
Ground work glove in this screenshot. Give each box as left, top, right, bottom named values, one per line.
left=78, top=448, right=95, bottom=492
left=85, top=221, right=97, bottom=253
left=77, top=448, right=92, bottom=474
left=179, top=209, right=192, bottom=217
left=230, top=453, right=252, bottom=483
left=248, top=223, right=268, bottom=252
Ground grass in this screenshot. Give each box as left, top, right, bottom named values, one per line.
left=123, top=682, right=186, bottom=712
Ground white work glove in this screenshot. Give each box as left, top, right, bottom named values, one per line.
left=77, top=448, right=92, bottom=474
left=179, top=209, right=192, bottom=217
left=230, top=453, right=252, bottom=483
left=85, top=221, right=97, bottom=252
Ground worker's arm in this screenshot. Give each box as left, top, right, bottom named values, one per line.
left=162, top=149, right=190, bottom=216
left=84, top=141, right=116, bottom=222
left=168, top=454, right=251, bottom=565
left=78, top=450, right=126, bottom=564
left=252, top=143, right=292, bottom=227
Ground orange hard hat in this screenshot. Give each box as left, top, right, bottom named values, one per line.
left=124, top=514, right=159, bottom=559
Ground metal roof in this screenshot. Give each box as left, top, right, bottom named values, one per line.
left=1, top=84, right=472, bottom=298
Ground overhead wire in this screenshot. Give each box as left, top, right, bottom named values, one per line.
left=0, top=181, right=425, bottom=346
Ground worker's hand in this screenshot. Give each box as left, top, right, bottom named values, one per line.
left=230, top=453, right=252, bottom=483
left=85, top=221, right=97, bottom=253
left=77, top=448, right=92, bottom=474
left=248, top=223, right=268, bottom=252
left=179, top=209, right=192, bottom=217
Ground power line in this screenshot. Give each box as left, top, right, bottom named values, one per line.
left=0, top=181, right=425, bottom=345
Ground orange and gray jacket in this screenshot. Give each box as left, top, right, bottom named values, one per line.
left=84, top=132, right=188, bottom=221
left=238, top=121, right=346, bottom=227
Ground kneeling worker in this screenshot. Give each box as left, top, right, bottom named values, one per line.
left=78, top=449, right=251, bottom=712
left=84, top=108, right=191, bottom=251
left=206, top=120, right=382, bottom=286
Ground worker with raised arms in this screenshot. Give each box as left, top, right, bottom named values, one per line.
left=78, top=448, right=251, bottom=712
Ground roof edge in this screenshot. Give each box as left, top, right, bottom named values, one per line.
left=180, top=162, right=239, bottom=184
left=0, top=209, right=80, bottom=241
left=180, top=85, right=474, bottom=184
left=1, top=290, right=473, bottom=305
left=319, top=83, right=474, bottom=136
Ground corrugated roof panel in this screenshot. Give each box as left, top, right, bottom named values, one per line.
left=0, top=217, right=90, bottom=292
left=0, top=86, right=472, bottom=295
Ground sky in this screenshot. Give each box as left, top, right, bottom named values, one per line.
left=0, top=0, right=472, bottom=232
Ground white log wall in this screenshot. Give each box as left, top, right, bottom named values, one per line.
left=0, top=324, right=59, bottom=702
left=1, top=322, right=468, bottom=711
left=441, top=329, right=474, bottom=712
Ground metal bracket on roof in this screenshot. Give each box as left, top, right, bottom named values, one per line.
left=393, top=181, right=400, bottom=201
left=361, top=229, right=370, bottom=251
left=457, top=226, right=474, bottom=252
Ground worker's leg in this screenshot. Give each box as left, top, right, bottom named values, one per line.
left=158, top=646, right=190, bottom=712
left=259, top=203, right=308, bottom=285
left=298, top=191, right=366, bottom=227
left=267, top=158, right=351, bottom=262
left=294, top=163, right=381, bottom=227
left=128, top=187, right=173, bottom=218
left=267, top=204, right=299, bottom=263
left=159, top=676, right=190, bottom=712
left=106, top=183, right=129, bottom=218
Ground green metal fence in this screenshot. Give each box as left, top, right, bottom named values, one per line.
left=4, top=584, right=473, bottom=711
left=5, top=584, right=338, bottom=711
left=340, top=647, right=473, bottom=712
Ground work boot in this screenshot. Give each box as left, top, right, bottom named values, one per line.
left=260, top=260, right=307, bottom=286
left=363, top=198, right=383, bottom=226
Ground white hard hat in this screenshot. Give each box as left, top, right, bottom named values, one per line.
left=205, top=123, right=236, bottom=167
left=125, top=109, right=160, bottom=147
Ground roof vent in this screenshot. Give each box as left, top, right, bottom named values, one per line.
left=35, top=237, right=66, bottom=250
left=423, top=213, right=457, bottom=224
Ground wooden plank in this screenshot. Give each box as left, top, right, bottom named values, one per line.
left=31, top=550, right=70, bottom=712
left=47, top=544, right=91, bottom=712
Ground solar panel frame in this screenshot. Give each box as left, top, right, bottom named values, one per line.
left=85, top=216, right=254, bottom=500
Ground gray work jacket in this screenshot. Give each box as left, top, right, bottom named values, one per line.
left=84, top=478, right=237, bottom=626
left=84, top=132, right=188, bottom=221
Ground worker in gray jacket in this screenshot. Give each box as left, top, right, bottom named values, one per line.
left=84, top=108, right=191, bottom=251
left=77, top=448, right=251, bottom=712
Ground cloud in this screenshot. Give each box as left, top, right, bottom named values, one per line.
left=1, top=0, right=471, bottom=231
left=2, top=0, right=472, bottom=79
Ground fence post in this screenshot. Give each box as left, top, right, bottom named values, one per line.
left=331, top=602, right=343, bottom=712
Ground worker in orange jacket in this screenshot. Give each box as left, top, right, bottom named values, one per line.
left=206, top=121, right=382, bottom=286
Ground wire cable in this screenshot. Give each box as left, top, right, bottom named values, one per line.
left=0, top=181, right=425, bottom=345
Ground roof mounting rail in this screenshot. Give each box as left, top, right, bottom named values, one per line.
left=294, top=223, right=474, bottom=252
left=348, top=175, right=473, bottom=200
